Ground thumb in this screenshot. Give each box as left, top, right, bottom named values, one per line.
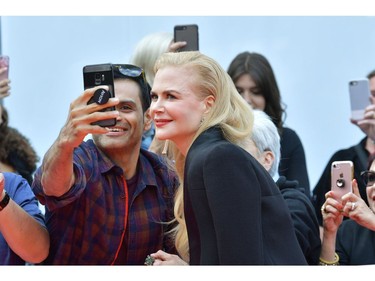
left=352, top=179, right=361, bottom=198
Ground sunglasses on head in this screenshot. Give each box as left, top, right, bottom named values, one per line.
left=113, top=64, right=151, bottom=109
left=360, top=170, right=375, bottom=187
left=113, top=64, right=145, bottom=79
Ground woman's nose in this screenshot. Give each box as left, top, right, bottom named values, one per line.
left=242, top=92, right=253, bottom=106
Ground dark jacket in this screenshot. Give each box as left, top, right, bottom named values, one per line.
left=336, top=219, right=375, bottom=265
left=183, top=126, right=307, bottom=265
left=277, top=176, right=321, bottom=265
left=279, top=127, right=310, bottom=197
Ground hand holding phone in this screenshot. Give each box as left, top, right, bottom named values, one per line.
left=331, top=160, right=354, bottom=201
left=349, top=79, right=371, bottom=121
left=174, top=24, right=199, bottom=52
left=0, top=55, right=10, bottom=81
left=83, top=63, right=116, bottom=127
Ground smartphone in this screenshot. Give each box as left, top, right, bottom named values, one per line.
left=174, top=24, right=199, bottom=52
left=83, top=63, right=116, bottom=127
left=331, top=160, right=353, bottom=201
left=349, top=78, right=371, bottom=121
left=0, top=55, right=9, bottom=81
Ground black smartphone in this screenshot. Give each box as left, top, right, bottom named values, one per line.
left=83, top=63, right=116, bottom=127
left=174, top=24, right=199, bottom=52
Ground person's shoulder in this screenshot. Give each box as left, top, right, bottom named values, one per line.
left=337, top=218, right=371, bottom=239
left=139, top=149, right=176, bottom=177
left=3, top=172, right=33, bottom=200
left=3, top=172, right=27, bottom=187
left=140, top=148, right=168, bottom=167
left=329, top=142, right=364, bottom=159
left=281, top=126, right=300, bottom=139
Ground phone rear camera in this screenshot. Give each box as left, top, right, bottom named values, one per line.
left=95, top=73, right=102, bottom=85
left=336, top=178, right=345, bottom=188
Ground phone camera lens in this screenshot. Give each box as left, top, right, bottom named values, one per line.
left=95, top=73, right=102, bottom=85
left=336, top=178, right=345, bottom=188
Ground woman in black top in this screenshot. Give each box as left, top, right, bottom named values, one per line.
left=320, top=153, right=375, bottom=265
left=150, top=51, right=306, bottom=265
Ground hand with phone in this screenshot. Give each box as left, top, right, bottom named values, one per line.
left=173, top=24, right=199, bottom=52
left=349, top=79, right=371, bottom=121
left=349, top=77, right=375, bottom=142
left=0, top=55, right=11, bottom=99
left=351, top=97, right=375, bottom=143
left=330, top=160, right=354, bottom=202
left=59, top=85, right=119, bottom=149
left=83, top=63, right=117, bottom=127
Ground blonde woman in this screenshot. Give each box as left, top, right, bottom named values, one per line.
left=149, top=51, right=306, bottom=265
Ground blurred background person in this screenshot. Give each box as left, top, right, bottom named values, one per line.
left=227, top=51, right=310, bottom=197
left=240, top=110, right=321, bottom=265
left=319, top=152, right=375, bottom=265
left=312, top=70, right=375, bottom=232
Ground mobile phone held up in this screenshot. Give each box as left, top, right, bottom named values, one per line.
left=331, top=160, right=353, bottom=201
left=0, top=55, right=10, bottom=81
left=174, top=24, right=199, bottom=52
left=349, top=78, right=371, bottom=121
left=83, top=63, right=116, bottom=127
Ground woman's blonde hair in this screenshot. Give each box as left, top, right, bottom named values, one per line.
left=154, top=51, right=254, bottom=262
left=130, top=32, right=173, bottom=87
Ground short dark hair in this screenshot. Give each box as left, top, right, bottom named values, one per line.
left=367, top=69, right=375, bottom=80
left=113, top=64, right=151, bottom=112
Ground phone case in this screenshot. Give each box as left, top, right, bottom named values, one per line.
left=331, top=160, right=353, bottom=201
left=349, top=79, right=371, bottom=121
left=174, top=24, right=199, bottom=52
left=83, top=63, right=116, bottom=127
left=0, top=55, right=9, bottom=81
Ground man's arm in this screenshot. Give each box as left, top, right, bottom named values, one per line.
left=40, top=87, right=119, bottom=197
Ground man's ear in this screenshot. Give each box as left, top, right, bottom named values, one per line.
left=143, top=109, right=152, bottom=132
left=261, top=150, right=275, bottom=172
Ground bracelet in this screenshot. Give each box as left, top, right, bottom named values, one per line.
left=0, top=191, right=10, bottom=211
left=319, top=253, right=339, bottom=265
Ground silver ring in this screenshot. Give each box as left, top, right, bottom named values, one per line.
left=351, top=202, right=357, bottom=211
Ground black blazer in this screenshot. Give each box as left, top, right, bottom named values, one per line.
left=184, top=126, right=307, bottom=265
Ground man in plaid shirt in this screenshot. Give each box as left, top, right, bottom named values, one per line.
left=32, top=64, right=178, bottom=265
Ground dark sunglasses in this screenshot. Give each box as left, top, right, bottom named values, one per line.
left=360, top=170, right=375, bottom=187
left=113, top=64, right=151, bottom=110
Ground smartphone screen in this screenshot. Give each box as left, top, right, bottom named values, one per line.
left=349, top=79, right=371, bottom=120
left=331, top=160, right=353, bottom=201
left=0, top=55, right=9, bottom=81
left=83, top=63, right=116, bottom=127
left=174, top=24, right=199, bottom=52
